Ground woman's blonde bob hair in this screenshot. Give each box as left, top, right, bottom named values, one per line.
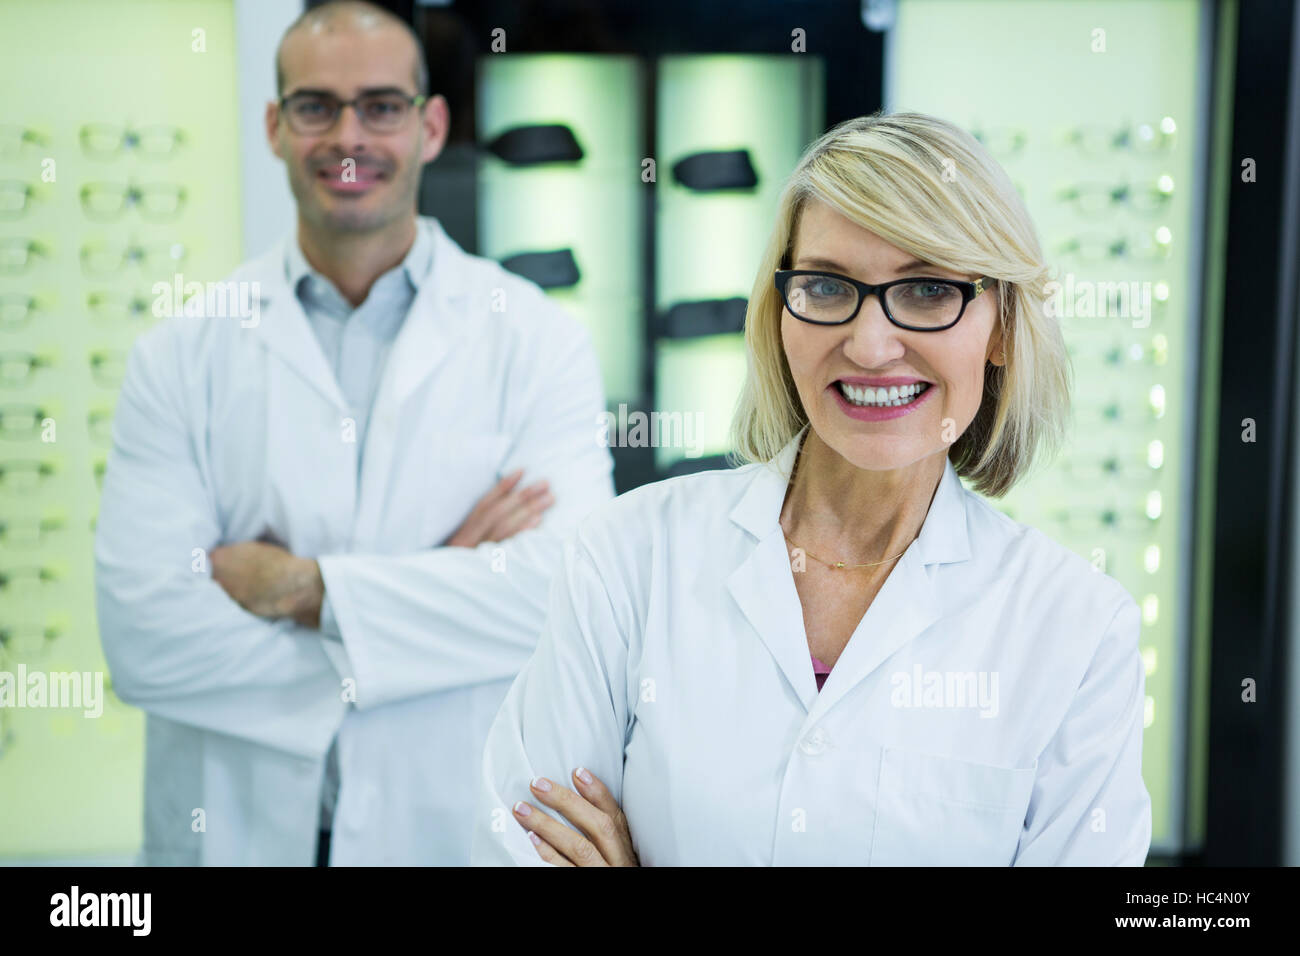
left=729, top=111, right=1069, bottom=498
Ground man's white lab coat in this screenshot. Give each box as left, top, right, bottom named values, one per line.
left=95, top=217, right=614, bottom=865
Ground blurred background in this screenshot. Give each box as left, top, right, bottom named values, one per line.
left=0, top=0, right=1297, bottom=866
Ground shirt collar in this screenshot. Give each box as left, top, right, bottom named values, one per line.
left=729, top=423, right=972, bottom=567
left=284, top=218, right=434, bottom=298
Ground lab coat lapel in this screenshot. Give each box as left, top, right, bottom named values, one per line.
left=249, top=217, right=466, bottom=411
left=351, top=220, right=467, bottom=542
left=726, top=525, right=816, bottom=708
left=248, top=235, right=346, bottom=410
left=726, top=427, right=974, bottom=715
left=806, top=544, right=938, bottom=720
left=809, top=455, right=973, bottom=720
left=726, top=430, right=816, bottom=707
left=377, top=218, right=465, bottom=407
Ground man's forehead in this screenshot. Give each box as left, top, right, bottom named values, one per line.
left=280, top=24, right=418, bottom=93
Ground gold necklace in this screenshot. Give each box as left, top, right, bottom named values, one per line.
left=788, top=535, right=915, bottom=570
left=782, top=431, right=918, bottom=570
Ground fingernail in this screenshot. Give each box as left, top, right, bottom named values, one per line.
left=575, top=767, right=593, bottom=785
left=528, top=831, right=541, bottom=845
left=530, top=776, right=552, bottom=793
left=513, top=801, right=531, bottom=817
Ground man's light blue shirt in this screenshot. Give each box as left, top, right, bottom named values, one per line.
left=285, top=220, right=434, bottom=835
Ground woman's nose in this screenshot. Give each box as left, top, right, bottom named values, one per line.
left=841, top=293, right=907, bottom=367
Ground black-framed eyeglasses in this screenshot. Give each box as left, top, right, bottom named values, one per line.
left=774, top=269, right=995, bottom=331
left=278, top=90, right=428, bottom=134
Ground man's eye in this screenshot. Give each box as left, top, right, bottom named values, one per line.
left=294, top=99, right=331, bottom=115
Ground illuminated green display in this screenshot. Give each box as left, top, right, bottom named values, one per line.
left=654, top=55, right=824, bottom=470
left=893, top=0, right=1205, bottom=854
left=0, top=0, right=244, bottom=859
left=477, top=56, right=644, bottom=406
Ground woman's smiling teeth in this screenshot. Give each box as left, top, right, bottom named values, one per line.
left=838, top=381, right=931, bottom=407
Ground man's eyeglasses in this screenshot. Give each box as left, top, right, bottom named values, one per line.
left=774, top=270, right=995, bottom=332
left=278, top=90, right=427, bottom=135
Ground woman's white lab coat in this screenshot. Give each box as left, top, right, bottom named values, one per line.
left=472, top=427, right=1152, bottom=865
left=94, top=217, right=614, bottom=865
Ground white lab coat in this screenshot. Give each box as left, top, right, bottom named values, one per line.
left=472, top=426, right=1152, bottom=865
left=94, top=217, right=614, bottom=865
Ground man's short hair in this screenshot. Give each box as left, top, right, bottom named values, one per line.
left=275, top=0, right=430, bottom=98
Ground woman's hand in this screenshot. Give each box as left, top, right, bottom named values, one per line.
left=512, top=767, right=639, bottom=867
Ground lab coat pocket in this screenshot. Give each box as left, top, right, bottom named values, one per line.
left=419, top=429, right=512, bottom=548
left=869, top=746, right=1036, bottom=867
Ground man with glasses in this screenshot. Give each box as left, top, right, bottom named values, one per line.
left=95, top=0, right=614, bottom=866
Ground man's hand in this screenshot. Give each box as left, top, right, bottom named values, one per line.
left=210, top=541, right=324, bottom=627
left=444, top=469, right=554, bottom=548
left=210, top=469, right=551, bottom=625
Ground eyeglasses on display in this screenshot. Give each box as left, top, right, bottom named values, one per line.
left=0, top=181, right=45, bottom=220
left=971, top=126, right=1027, bottom=158
left=0, top=621, right=61, bottom=660
left=80, top=181, right=187, bottom=222
left=1057, top=177, right=1175, bottom=216
left=0, top=458, right=56, bottom=495
left=1065, top=118, right=1177, bottom=155
left=0, top=514, right=64, bottom=549
left=0, top=126, right=49, bottom=160
left=0, top=294, right=52, bottom=332
left=1057, top=229, right=1173, bottom=263
left=0, top=239, right=51, bottom=277
left=0, top=351, right=54, bottom=388
left=86, top=291, right=152, bottom=322
left=0, top=404, right=53, bottom=440
left=80, top=239, right=186, bottom=277
left=79, top=124, right=186, bottom=160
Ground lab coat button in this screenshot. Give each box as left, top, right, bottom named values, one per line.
left=799, top=727, right=829, bottom=756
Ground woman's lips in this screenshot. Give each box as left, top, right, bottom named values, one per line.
left=828, top=379, right=935, bottom=422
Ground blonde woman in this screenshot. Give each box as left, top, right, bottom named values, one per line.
left=471, top=112, right=1152, bottom=866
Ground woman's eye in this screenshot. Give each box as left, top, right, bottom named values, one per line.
left=905, top=282, right=957, bottom=302
left=809, top=280, right=849, bottom=297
